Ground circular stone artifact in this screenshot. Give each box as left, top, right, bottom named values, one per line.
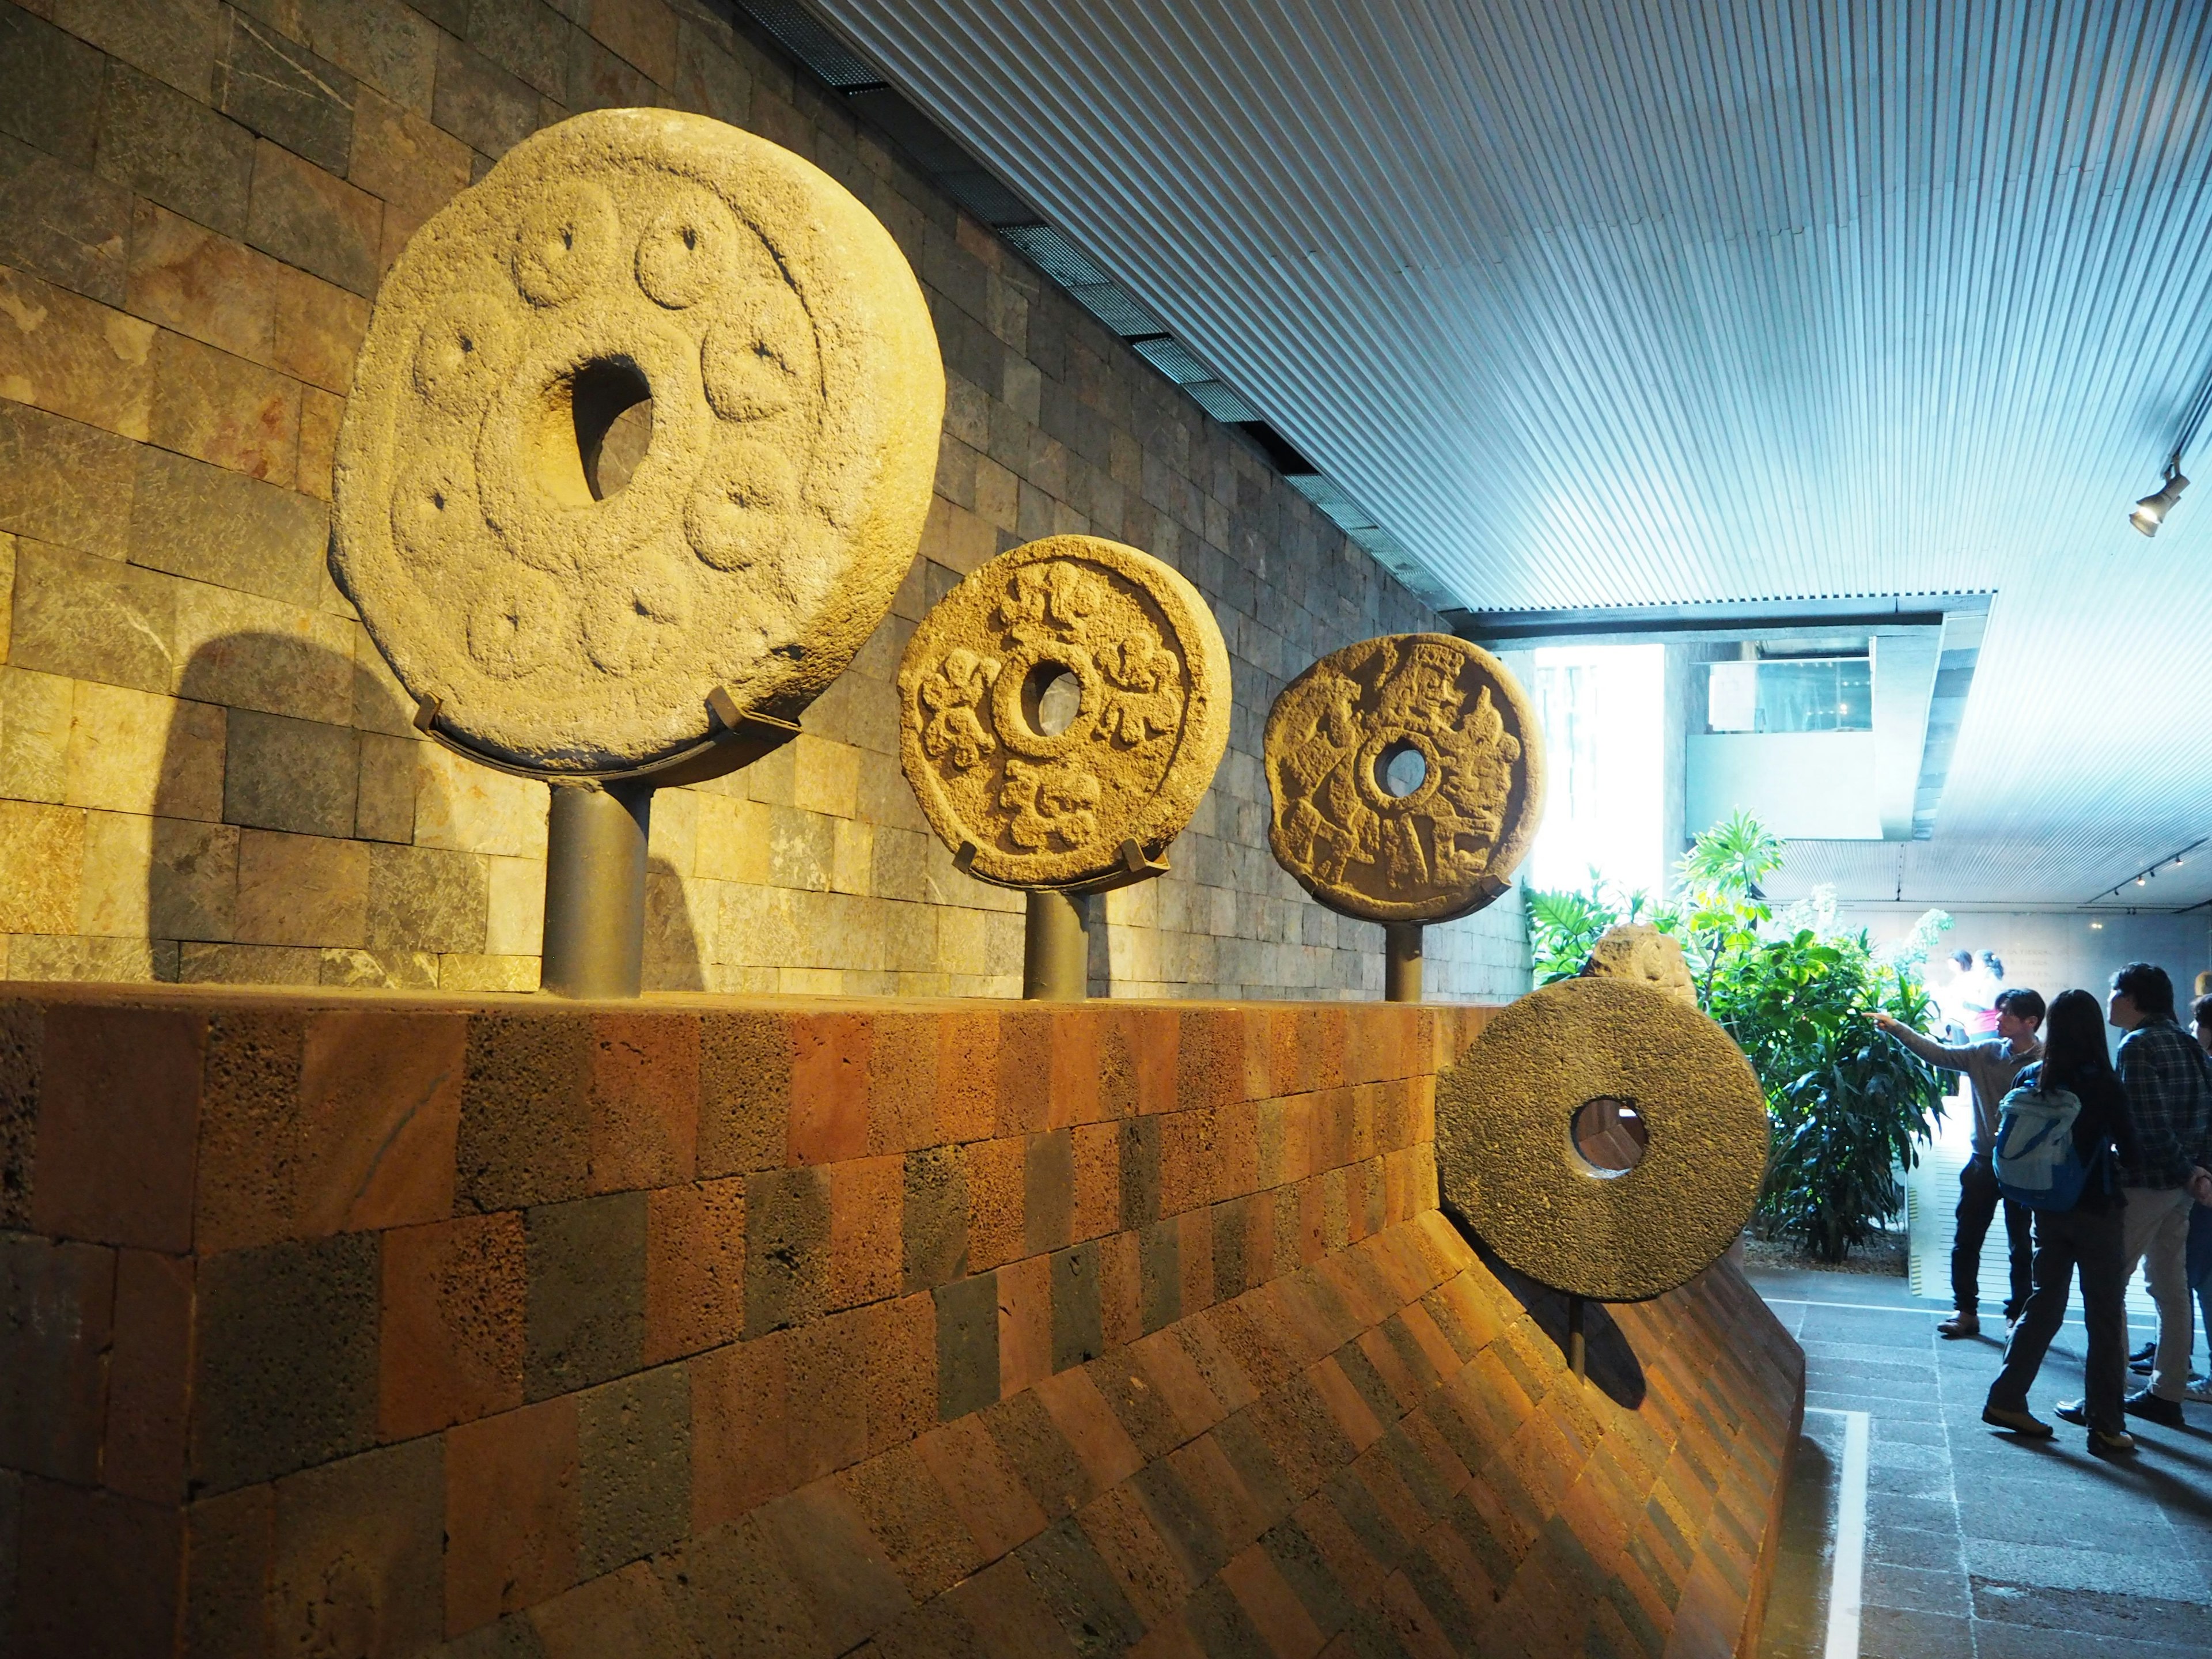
left=1436, top=976, right=1769, bottom=1302
left=333, top=108, right=945, bottom=772
left=1264, top=634, right=1542, bottom=923
left=1583, top=923, right=1698, bottom=1007
left=897, top=535, right=1230, bottom=888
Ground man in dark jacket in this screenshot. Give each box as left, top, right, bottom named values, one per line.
left=2105, top=964, right=2212, bottom=1425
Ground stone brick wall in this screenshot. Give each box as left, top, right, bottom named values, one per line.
left=0, top=984, right=1801, bottom=1656
left=0, top=0, right=1530, bottom=1002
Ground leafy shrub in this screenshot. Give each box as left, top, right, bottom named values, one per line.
left=1524, top=812, right=1947, bottom=1262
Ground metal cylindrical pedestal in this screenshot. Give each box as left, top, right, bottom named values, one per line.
left=1023, top=889, right=1088, bottom=1000
left=541, top=781, right=652, bottom=998
left=1384, top=921, right=1423, bottom=1003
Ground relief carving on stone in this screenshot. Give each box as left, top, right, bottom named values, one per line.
left=897, top=536, right=1230, bottom=889
left=332, top=109, right=944, bottom=774
left=1264, top=634, right=1543, bottom=923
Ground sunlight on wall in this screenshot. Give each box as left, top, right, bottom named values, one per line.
left=1527, top=644, right=1666, bottom=897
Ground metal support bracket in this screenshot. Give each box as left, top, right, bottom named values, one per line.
left=403, top=688, right=808, bottom=999
left=968, top=839, right=1173, bottom=1001
left=1384, top=921, right=1424, bottom=1003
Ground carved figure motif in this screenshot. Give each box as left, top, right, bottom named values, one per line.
left=897, top=536, right=1230, bottom=888
left=333, top=109, right=944, bottom=772
left=1264, top=634, right=1543, bottom=922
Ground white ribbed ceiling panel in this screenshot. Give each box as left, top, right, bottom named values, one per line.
left=812, top=0, right=2212, bottom=910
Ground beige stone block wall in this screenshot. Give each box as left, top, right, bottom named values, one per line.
left=0, top=0, right=1529, bottom=1002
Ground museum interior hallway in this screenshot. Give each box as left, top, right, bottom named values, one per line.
left=9, top=0, right=2212, bottom=1654
left=1750, top=1265, right=2212, bottom=1658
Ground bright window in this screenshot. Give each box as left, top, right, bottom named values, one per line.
left=1526, top=643, right=1665, bottom=896
left=1702, top=657, right=1871, bottom=733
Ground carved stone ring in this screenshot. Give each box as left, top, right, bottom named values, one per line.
left=897, top=536, right=1231, bottom=890
left=333, top=109, right=944, bottom=775
left=1264, top=633, right=1544, bottom=923
left=1436, top=976, right=1769, bottom=1301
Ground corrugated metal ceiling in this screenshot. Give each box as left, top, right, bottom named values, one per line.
left=806, top=0, right=2212, bottom=910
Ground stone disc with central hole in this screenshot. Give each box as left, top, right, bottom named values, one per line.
left=1264, top=634, right=1543, bottom=923
left=1435, top=976, right=1768, bottom=1301
left=332, top=109, right=944, bottom=772
left=897, top=536, right=1230, bottom=888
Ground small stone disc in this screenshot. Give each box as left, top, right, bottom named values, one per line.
left=1264, top=634, right=1543, bottom=923
left=333, top=109, right=944, bottom=772
left=1436, top=976, right=1770, bottom=1301
left=897, top=536, right=1231, bottom=888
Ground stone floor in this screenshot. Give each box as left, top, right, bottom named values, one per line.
left=1751, top=1263, right=2212, bottom=1658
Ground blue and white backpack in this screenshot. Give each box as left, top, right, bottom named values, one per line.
left=1992, top=1075, right=2094, bottom=1210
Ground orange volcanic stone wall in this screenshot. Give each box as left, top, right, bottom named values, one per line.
left=0, top=986, right=1802, bottom=1657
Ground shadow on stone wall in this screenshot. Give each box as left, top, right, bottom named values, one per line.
left=1084, top=891, right=1112, bottom=997
left=646, top=853, right=703, bottom=991
left=157, top=631, right=705, bottom=993
left=1448, top=1212, right=1650, bottom=1410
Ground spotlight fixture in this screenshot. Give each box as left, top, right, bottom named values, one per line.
left=2133, top=353, right=2212, bottom=535
left=2086, top=838, right=2207, bottom=904
left=2131, top=469, right=2188, bottom=536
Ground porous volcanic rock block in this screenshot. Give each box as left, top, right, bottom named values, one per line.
left=0, top=983, right=1800, bottom=1656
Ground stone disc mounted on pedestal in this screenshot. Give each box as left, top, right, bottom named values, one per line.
left=1436, top=975, right=1770, bottom=1301
left=896, top=535, right=1231, bottom=890
left=1264, top=633, right=1543, bottom=925
left=332, top=108, right=945, bottom=775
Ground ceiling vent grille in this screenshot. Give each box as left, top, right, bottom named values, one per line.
left=937, top=169, right=1037, bottom=227
left=1131, top=337, right=1213, bottom=385
left=1185, top=380, right=1260, bottom=423
left=1062, top=283, right=1165, bottom=338
left=737, top=1, right=884, bottom=89
left=997, top=224, right=1110, bottom=288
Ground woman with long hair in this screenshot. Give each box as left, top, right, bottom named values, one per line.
left=1981, top=987, right=2142, bottom=1454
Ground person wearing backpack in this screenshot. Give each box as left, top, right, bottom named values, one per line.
left=1980, top=988, right=2141, bottom=1453
left=2096, top=964, right=2212, bottom=1427
left=1874, top=987, right=2045, bottom=1336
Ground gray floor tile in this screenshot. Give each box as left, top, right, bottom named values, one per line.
left=1964, top=1541, right=2211, bottom=1603
left=1972, top=1618, right=2211, bottom=1658
left=1860, top=1604, right=1976, bottom=1658
left=1972, top=1578, right=2212, bottom=1647
left=1862, top=1559, right=1974, bottom=1616
left=1865, top=1460, right=1955, bottom=1501
left=1751, top=1266, right=2212, bottom=1658
left=1866, top=1524, right=1963, bottom=1572
left=1869, top=1490, right=1964, bottom=1535
left=1870, top=1418, right=1950, bottom=1447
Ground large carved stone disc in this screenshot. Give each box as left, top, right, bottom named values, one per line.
left=333, top=109, right=945, bottom=772
left=1437, top=976, right=1770, bottom=1301
left=1264, top=634, right=1543, bottom=923
left=897, top=536, right=1230, bottom=888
